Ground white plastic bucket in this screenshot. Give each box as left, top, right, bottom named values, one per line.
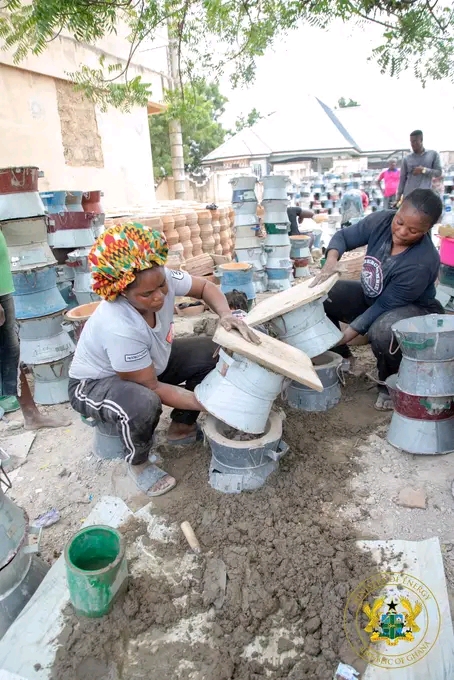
left=195, top=350, right=284, bottom=433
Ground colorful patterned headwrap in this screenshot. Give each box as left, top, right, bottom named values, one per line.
left=89, top=222, right=168, bottom=301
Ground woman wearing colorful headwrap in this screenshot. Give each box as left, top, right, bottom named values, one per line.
left=68, top=222, right=259, bottom=496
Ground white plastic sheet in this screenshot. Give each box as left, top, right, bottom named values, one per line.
left=356, top=538, right=454, bottom=680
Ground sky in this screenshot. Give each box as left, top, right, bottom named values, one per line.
left=218, top=19, right=454, bottom=150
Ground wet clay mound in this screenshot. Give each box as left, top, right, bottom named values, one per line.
left=154, top=384, right=388, bottom=677
left=51, top=370, right=389, bottom=679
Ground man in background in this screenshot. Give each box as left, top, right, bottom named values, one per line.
left=377, top=159, right=400, bottom=209
left=287, top=204, right=314, bottom=236
left=397, top=130, right=442, bottom=202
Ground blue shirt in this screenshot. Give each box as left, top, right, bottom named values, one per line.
left=327, top=210, right=439, bottom=335
left=341, top=189, right=364, bottom=223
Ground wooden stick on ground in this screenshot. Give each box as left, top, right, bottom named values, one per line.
left=180, top=521, right=202, bottom=554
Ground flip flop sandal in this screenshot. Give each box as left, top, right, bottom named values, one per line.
left=0, top=396, right=20, bottom=413
left=128, top=462, right=176, bottom=497
left=166, top=424, right=203, bottom=447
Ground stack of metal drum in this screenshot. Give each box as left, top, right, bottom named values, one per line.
left=289, top=234, right=311, bottom=278
left=40, top=190, right=104, bottom=306
left=230, top=176, right=267, bottom=294
left=230, top=175, right=297, bottom=294
left=0, top=167, right=105, bottom=405
left=0, top=167, right=74, bottom=405
left=0, top=453, right=49, bottom=639
left=386, top=315, right=454, bottom=455
left=262, top=175, right=293, bottom=292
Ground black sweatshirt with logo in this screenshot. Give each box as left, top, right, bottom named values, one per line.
left=326, top=210, right=440, bottom=335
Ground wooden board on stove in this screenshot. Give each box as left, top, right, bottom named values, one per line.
left=245, top=274, right=339, bottom=327
left=213, top=326, right=323, bottom=391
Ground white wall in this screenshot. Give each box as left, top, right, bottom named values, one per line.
left=0, top=18, right=168, bottom=211
left=0, top=64, right=156, bottom=211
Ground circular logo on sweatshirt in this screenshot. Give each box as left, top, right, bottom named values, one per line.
left=361, top=256, right=383, bottom=297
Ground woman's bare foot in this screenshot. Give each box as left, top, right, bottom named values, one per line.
left=128, top=461, right=176, bottom=496
left=23, top=412, right=71, bottom=430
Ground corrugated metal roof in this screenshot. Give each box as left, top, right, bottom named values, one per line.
left=202, top=127, right=272, bottom=162
left=335, top=106, right=408, bottom=154
left=203, top=96, right=408, bottom=164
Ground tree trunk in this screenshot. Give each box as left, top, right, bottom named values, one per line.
left=167, top=27, right=185, bottom=200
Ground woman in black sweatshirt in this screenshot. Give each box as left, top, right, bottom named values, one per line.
left=311, top=189, right=443, bottom=410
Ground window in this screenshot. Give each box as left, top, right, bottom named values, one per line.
left=252, top=163, right=262, bottom=179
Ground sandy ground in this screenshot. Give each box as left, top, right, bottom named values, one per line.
left=2, top=316, right=454, bottom=679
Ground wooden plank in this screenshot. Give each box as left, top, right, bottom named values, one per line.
left=213, top=326, right=323, bottom=391
left=245, top=273, right=339, bottom=327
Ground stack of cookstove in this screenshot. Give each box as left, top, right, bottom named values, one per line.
left=262, top=176, right=293, bottom=291
left=40, top=190, right=104, bottom=306
left=289, top=234, right=311, bottom=278
left=386, top=315, right=454, bottom=455
left=0, top=167, right=75, bottom=405
left=0, top=452, right=49, bottom=639
left=230, top=176, right=267, bottom=294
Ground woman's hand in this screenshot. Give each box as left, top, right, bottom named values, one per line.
left=309, top=249, right=340, bottom=288
left=309, top=265, right=339, bottom=288
left=219, top=313, right=261, bottom=344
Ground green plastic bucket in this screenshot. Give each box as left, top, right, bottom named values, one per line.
left=264, top=223, right=289, bottom=235
left=65, top=525, right=128, bottom=618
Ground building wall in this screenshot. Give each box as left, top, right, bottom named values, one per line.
left=330, top=156, right=367, bottom=174
left=155, top=177, right=214, bottom=203
left=0, top=26, right=169, bottom=211
left=272, top=161, right=313, bottom=182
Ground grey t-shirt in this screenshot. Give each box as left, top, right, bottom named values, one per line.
left=398, top=149, right=442, bottom=197
left=69, top=269, right=192, bottom=380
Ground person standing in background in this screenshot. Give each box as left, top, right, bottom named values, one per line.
left=340, top=183, right=364, bottom=227
left=397, top=130, right=442, bottom=201
left=378, top=159, right=400, bottom=209
left=287, top=204, right=314, bottom=236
